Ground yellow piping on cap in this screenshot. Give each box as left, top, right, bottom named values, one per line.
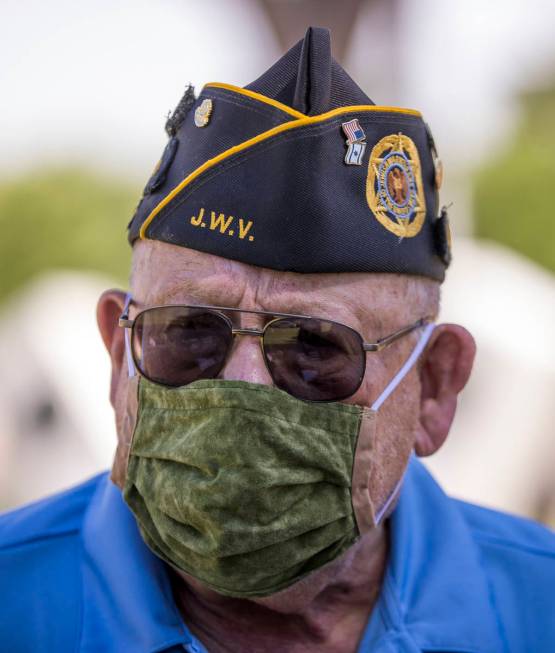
left=204, top=82, right=422, bottom=121
left=204, top=82, right=307, bottom=119
left=139, top=103, right=423, bottom=240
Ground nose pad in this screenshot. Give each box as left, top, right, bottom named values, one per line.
left=219, top=335, right=274, bottom=386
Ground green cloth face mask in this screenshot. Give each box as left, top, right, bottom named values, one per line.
left=122, top=324, right=435, bottom=598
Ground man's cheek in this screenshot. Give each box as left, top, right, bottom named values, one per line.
left=111, top=374, right=139, bottom=488
left=368, top=393, right=417, bottom=513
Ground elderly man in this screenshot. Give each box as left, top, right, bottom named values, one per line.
left=1, top=27, right=554, bottom=653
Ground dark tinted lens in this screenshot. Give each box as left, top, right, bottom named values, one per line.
left=263, top=318, right=365, bottom=401
left=132, top=307, right=232, bottom=387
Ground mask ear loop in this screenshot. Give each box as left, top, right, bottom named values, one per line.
left=370, top=322, right=436, bottom=411
left=369, top=322, right=436, bottom=525
left=122, top=292, right=137, bottom=378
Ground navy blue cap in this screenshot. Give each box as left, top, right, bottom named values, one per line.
left=128, top=27, right=451, bottom=281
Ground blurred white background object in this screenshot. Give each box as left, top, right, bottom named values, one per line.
left=428, top=238, right=555, bottom=521
left=0, top=273, right=115, bottom=508
left=0, top=0, right=280, bottom=180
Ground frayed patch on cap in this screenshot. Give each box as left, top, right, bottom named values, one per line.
left=165, top=84, right=196, bottom=137
left=144, top=136, right=179, bottom=195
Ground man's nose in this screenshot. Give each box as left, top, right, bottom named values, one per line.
left=220, top=334, right=274, bottom=385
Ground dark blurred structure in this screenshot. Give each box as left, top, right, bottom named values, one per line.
left=259, top=0, right=367, bottom=59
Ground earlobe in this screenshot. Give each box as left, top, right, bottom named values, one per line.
left=96, top=289, right=128, bottom=405
left=414, top=324, right=476, bottom=457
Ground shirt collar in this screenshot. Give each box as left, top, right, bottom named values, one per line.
left=360, top=457, right=507, bottom=653
left=80, top=474, right=204, bottom=653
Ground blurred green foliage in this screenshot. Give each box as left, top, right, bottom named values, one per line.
left=0, top=168, right=137, bottom=301
left=474, top=83, right=555, bottom=272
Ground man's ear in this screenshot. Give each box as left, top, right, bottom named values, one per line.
left=97, top=289, right=128, bottom=407
left=414, top=324, right=476, bottom=457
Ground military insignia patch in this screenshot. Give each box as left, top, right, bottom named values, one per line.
left=366, top=133, right=426, bottom=238
left=194, top=98, right=213, bottom=127
left=143, top=136, right=179, bottom=195
left=434, top=206, right=452, bottom=266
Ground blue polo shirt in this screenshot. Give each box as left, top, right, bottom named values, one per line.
left=1, top=458, right=554, bottom=653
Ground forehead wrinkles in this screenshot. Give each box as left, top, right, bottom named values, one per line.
left=305, top=275, right=435, bottom=336
left=256, top=271, right=406, bottom=332
left=369, top=277, right=439, bottom=333
left=131, top=242, right=439, bottom=323
left=150, top=275, right=243, bottom=306
left=261, top=276, right=360, bottom=317
left=131, top=241, right=244, bottom=304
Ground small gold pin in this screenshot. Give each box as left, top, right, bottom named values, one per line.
left=434, top=157, right=444, bottom=190
left=424, top=122, right=443, bottom=190
left=194, top=98, right=213, bottom=128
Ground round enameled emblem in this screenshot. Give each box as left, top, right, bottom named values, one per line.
left=366, top=133, right=426, bottom=238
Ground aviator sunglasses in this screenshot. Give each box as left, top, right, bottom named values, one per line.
left=119, top=294, right=432, bottom=403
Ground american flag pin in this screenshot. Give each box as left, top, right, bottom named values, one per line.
left=342, top=118, right=366, bottom=165
left=342, top=118, right=366, bottom=144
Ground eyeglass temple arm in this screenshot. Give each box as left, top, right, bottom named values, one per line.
left=119, top=293, right=136, bottom=377
left=118, top=292, right=134, bottom=328
left=363, top=317, right=431, bottom=352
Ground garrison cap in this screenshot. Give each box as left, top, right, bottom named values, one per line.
left=128, top=27, right=451, bottom=281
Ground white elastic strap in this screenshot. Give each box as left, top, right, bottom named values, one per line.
left=123, top=292, right=136, bottom=378
left=370, top=323, right=435, bottom=412
left=124, top=328, right=136, bottom=378
left=374, top=470, right=405, bottom=526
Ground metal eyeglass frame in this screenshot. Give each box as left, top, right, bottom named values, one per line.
left=118, top=293, right=433, bottom=399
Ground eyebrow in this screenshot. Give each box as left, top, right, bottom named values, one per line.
left=260, top=294, right=350, bottom=321
left=146, top=276, right=231, bottom=307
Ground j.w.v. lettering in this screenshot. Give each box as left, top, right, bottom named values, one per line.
left=190, top=208, right=255, bottom=242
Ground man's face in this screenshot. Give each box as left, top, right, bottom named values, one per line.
left=102, top=239, right=447, bottom=515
